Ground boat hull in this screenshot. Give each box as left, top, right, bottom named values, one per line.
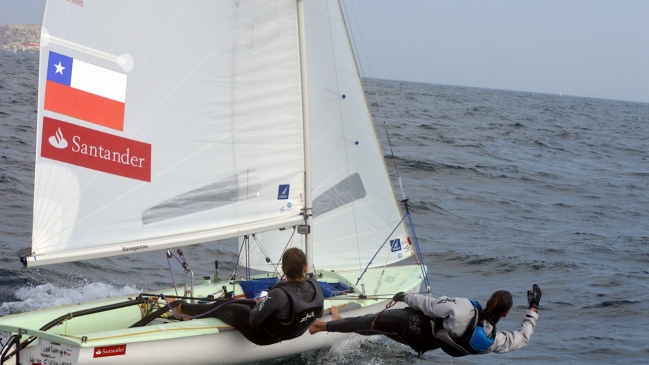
left=0, top=265, right=424, bottom=364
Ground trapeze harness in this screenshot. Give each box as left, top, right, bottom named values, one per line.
left=263, top=278, right=324, bottom=342
left=433, top=299, right=496, bottom=357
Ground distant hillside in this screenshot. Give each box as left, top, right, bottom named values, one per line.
left=0, top=25, right=41, bottom=51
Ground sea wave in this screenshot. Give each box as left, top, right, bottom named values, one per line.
left=0, top=282, right=141, bottom=316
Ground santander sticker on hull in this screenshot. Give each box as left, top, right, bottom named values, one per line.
left=41, top=117, right=151, bottom=182
left=93, top=344, right=127, bottom=358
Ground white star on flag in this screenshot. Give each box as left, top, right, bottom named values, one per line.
left=54, top=62, right=65, bottom=75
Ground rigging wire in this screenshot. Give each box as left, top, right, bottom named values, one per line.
left=165, top=248, right=192, bottom=297
left=354, top=213, right=407, bottom=286
left=235, top=227, right=297, bottom=281
left=270, top=227, right=298, bottom=280
left=232, top=238, right=248, bottom=281
left=404, top=204, right=431, bottom=293
left=165, top=255, right=180, bottom=298
left=353, top=208, right=430, bottom=295
left=252, top=234, right=280, bottom=273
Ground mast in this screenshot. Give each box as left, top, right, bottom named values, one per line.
left=296, top=0, right=314, bottom=275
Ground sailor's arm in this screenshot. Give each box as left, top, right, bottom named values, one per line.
left=249, top=288, right=288, bottom=326
left=402, top=294, right=459, bottom=318
left=489, top=309, right=539, bottom=354
left=402, top=293, right=436, bottom=315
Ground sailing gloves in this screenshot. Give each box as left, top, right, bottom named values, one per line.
left=527, top=284, right=542, bottom=309
left=393, top=292, right=406, bottom=302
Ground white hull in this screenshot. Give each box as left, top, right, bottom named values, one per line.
left=10, top=302, right=396, bottom=365
left=0, top=265, right=423, bottom=364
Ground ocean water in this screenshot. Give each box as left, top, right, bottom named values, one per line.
left=1, top=51, right=648, bottom=364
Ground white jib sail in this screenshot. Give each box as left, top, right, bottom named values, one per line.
left=27, top=1, right=306, bottom=267
left=242, top=0, right=414, bottom=273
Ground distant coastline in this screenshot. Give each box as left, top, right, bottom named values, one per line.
left=0, top=24, right=40, bottom=51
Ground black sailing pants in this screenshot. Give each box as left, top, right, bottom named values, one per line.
left=326, top=307, right=441, bottom=355
left=182, top=299, right=277, bottom=346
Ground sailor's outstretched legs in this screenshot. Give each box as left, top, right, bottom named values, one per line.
left=311, top=306, right=440, bottom=355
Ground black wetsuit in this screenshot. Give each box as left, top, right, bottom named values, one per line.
left=182, top=279, right=323, bottom=345
left=326, top=307, right=441, bottom=355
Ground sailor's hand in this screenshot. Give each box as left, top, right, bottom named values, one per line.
left=527, top=284, right=542, bottom=310
left=393, top=292, right=406, bottom=302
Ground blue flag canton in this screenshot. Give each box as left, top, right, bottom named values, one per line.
left=277, top=184, right=290, bottom=200
left=46, top=51, right=73, bottom=86
left=390, top=238, right=402, bottom=252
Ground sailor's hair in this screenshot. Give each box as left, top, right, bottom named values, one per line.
left=482, top=290, right=513, bottom=324
left=282, top=247, right=307, bottom=280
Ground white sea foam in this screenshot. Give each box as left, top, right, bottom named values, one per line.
left=0, top=282, right=140, bottom=316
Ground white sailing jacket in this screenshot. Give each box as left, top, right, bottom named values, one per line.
left=403, top=294, right=538, bottom=354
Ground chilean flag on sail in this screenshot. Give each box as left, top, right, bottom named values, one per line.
left=44, top=51, right=127, bottom=131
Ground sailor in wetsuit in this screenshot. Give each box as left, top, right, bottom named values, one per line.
left=310, top=285, right=541, bottom=357
left=171, top=248, right=324, bottom=346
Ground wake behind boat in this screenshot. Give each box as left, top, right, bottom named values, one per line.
left=0, top=1, right=428, bottom=364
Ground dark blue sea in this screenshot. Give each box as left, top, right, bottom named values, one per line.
left=1, top=51, right=648, bottom=364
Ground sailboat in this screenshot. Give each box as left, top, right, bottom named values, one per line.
left=0, top=1, right=427, bottom=364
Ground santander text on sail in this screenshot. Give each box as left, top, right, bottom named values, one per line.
left=71, top=135, right=146, bottom=168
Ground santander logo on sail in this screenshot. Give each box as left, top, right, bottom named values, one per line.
left=49, top=127, right=68, bottom=149
left=41, top=117, right=151, bottom=182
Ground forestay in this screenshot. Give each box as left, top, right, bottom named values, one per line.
left=25, top=1, right=306, bottom=267
left=243, top=0, right=414, bottom=273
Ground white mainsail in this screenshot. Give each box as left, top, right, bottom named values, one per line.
left=241, top=1, right=414, bottom=273
left=26, top=1, right=307, bottom=266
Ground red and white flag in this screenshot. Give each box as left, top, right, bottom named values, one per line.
left=45, top=51, right=127, bottom=131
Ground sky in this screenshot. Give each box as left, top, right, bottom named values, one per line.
left=1, top=0, right=647, bottom=104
